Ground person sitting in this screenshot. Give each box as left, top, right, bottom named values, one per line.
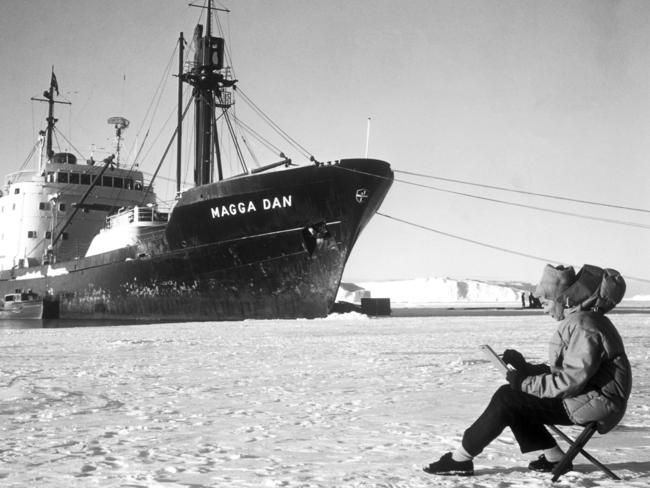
left=423, top=263, right=632, bottom=476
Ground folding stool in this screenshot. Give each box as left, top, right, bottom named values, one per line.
left=548, top=422, right=620, bottom=482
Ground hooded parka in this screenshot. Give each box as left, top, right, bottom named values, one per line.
left=520, top=308, right=632, bottom=434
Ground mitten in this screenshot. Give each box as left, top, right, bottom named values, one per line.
left=506, top=369, right=525, bottom=391
left=502, top=349, right=528, bottom=371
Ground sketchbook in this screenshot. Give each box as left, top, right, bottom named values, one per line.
left=479, top=344, right=512, bottom=374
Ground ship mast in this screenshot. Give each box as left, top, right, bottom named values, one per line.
left=45, top=69, right=58, bottom=159
left=177, top=31, right=185, bottom=195
left=107, top=116, right=130, bottom=167
left=183, top=0, right=236, bottom=185
left=30, top=68, right=71, bottom=165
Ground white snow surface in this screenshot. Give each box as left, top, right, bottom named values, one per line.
left=1, top=315, right=650, bottom=487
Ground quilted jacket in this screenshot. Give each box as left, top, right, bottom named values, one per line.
left=520, top=309, right=632, bottom=434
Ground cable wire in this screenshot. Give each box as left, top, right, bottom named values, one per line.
left=396, top=169, right=650, bottom=214
left=130, top=41, right=179, bottom=167
left=334, top=165, right=650, bottom=230
left=377, top=212, right=650, bottom=285
left=330, top=165, right=650, bottom=283
left=377, top=212, right=561, bottom=264
left=236, top=87, right=315, bottom=160
left=17, top=139, right=40, bottom=172
left=53, top=128, right=85, bottom=161
left=396, top=177, right=650, bottom=230
left=231, top=114, right=286, bottom=157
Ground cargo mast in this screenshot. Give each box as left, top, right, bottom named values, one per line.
left=183, top=0, right=236, bottom=185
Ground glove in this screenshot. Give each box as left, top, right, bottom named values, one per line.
left=506, top=369, right=525, bottom=391
left=502, top=349, right=528, bottom=371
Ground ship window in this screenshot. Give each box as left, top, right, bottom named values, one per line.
left=70, top=173, right=80, bottom=184
left=62, top=232, right=69, bottom=240
left=39, top=202, right=51, bottom=211
left=57, top=172, right=69, bottom=183
left=81, top=174, right=91, bottom=185
left=102, top=176, right=113, bottom=187
left=46, top=231, right=52, bottom=239
left=14, top=188, right=20, bottom=194
left=27, top=231, right=37, bottom=238
left=59, top=203, right=66, bottom=211
left=46, top=172, right=56, bottom=183
left=113, top=177, right=124, bottom=188
left=135, top=181, right=143, bottom=191
left=125, top=179, right=133, bottom=190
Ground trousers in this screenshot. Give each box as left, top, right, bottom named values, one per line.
left=462, top=384, right=573, bottom=456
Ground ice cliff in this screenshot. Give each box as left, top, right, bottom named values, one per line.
left=337, top=277, right=527, bottom=308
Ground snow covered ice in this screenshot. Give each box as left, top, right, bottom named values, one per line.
left=1, top=314, right=649, bottom=487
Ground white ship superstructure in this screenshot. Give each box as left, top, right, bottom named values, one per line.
left=0, top=71, right=155, bottom=273
left=0, top=157, right=154, bottom=270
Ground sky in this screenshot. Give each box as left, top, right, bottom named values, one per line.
left=0, top=0, right=648, bottom=294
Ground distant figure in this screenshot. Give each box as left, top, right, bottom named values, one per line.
left=521, top=292, right=526, bottom=308
left=423, top=264, right=632, bottom=477
left=528, top=293, right=534, bottom=308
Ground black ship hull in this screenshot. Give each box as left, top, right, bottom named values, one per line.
left=0, top=159, right=392, bottom=321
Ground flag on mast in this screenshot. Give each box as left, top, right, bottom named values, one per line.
left=51, top=69, right=59, bottom=96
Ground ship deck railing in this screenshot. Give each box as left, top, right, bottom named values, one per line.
left=106, top=206, right=169, bottom=229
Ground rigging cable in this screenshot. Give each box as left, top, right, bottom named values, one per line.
left=236, top=87, right=315, bottom=161
left=331, top=165, right=650, bottom=284
left=222, top=109, right=247, bottom=173
left=140, top=95, right=194, bottom=204
left=52, top=131, right=61, bottom=154
left=231, top=114, right=286, bottom=157
left=53, top=128, right=86, bottom=161
left=241, top=135, right=260, bottom=167
left=134, top=86, right=191, bottom=176
left=130, top=41, right=179, bottom=167
left=376, top=212, right=650, bottom=285
left=378, top=212, right=560, bottom=264
left=207, top=95, right=247, bottom=174
left=395, top=169, right=650, bottom=214
left=214, top=4, right=233, bottom=78
left=336, top=166, right=650, bottom=230
left=396, top=176, right=650, bottom=230
left=17, top=139, right=41, bottom=172
left=183, top=105, right=194, bottom=187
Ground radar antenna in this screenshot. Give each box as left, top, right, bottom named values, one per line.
left=107, top=116, right=130, bottom=167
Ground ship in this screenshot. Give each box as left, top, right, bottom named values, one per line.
left=0, top=290, right=57, bottom=320
left=0, top=1, right=393, bottom=321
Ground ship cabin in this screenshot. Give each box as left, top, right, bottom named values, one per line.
left=3, top=290, right=39, bottom=304
left=0, top=152, right=156, bottom=271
